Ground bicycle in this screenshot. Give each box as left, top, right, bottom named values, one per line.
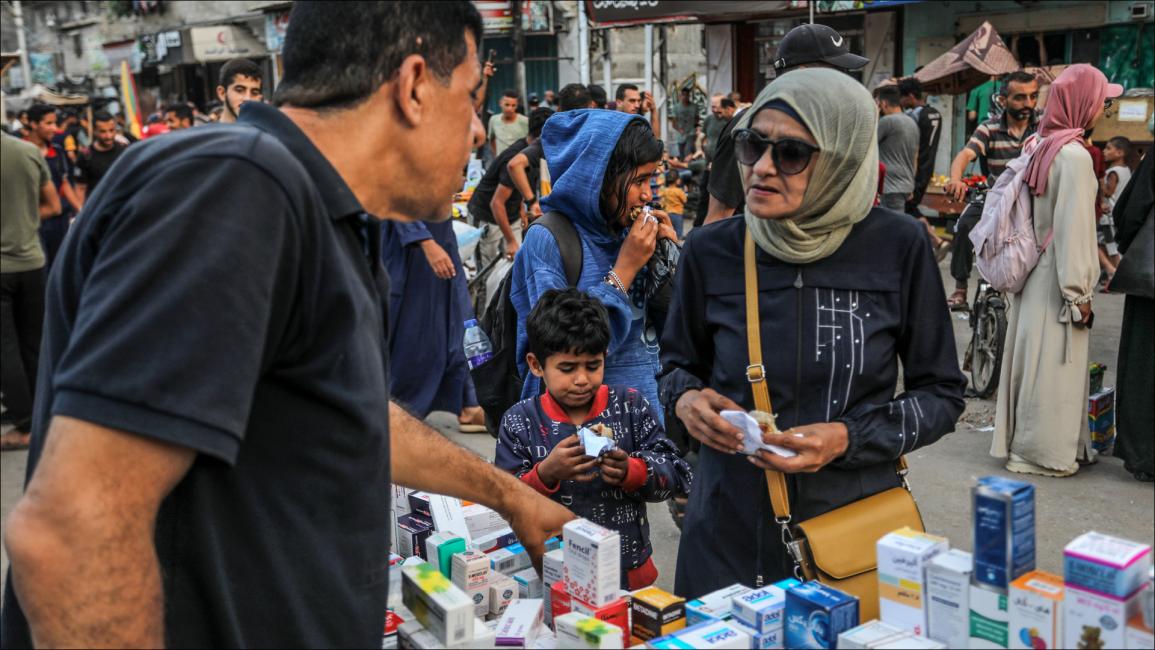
left=958, top=183, right=1008, bottom=399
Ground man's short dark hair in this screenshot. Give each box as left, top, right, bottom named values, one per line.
left=164, top=104, right=194, bottom=122
left=528, top=107, right=553, bottom=138
left=26, top=104, right=55, bottom=124
left=274, top=1, right=483, bottom=111
left=502, top=89, right=519, bottom=100
left=557, top=83, right=591, bottom=111
left=720, top=97, right=736, bottom=109
left=92, top=111, right=115, bottom=125
left=587, top=84, right=607, bottom=108
left=219, top=58, right=262, bottom=88
left=999, top=71, right=1038, bottom=95
left=897, top=77, right=923, bottom=99
left=615, top=83, right=639, bottom=101
left=876, top=85, right=902, bottom=107
left=526, top=288, right=611, bottom=364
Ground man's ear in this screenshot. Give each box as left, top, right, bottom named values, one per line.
left=216, top=86, right=227, bottom=103
left=526, top=353, right=545, bottom=378
left=391, top=54, right=429, bottom=128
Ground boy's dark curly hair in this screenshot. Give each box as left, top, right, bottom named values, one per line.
left=526, top=288, right=610, bottom=364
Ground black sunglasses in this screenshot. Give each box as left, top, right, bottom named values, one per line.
left=733, top=129, right=820, bottom=176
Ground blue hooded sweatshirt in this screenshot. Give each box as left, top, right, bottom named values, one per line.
left=509, top=109, right=663, bottom=415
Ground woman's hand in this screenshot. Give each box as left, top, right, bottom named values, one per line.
left=650, top=208, right=679, bottom=242
left=675, top=388, right=745, bottom=454
left=747, top=422, right=850, bottom=473
left=420, top=240, right=456, bottom=279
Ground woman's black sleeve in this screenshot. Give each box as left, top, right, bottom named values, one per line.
left=658, top=233, right=712, bottom=414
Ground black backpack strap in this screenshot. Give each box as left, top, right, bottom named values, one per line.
left=532, top=211, right=584, bottom=287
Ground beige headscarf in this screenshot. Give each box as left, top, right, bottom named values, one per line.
left=735, top=67, right=879, bottom=264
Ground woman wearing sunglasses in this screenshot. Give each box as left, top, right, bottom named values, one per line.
left=659, top=68, right=965, bottom=597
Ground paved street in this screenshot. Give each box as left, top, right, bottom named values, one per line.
left=2, top=260, right=1151, bottom=597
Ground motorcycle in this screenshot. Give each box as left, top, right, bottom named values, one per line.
left=960, top=183, right=1008, bottom=399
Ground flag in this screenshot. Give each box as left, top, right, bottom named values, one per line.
left=119, top=60, right=142, bottom=140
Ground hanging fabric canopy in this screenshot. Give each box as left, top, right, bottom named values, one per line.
left=913, top=21, right=1021, bottom=96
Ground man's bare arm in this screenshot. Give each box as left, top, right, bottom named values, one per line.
left=389, top=403, right=573, bottom=569
left=506, top=153, right=535, bottom=203
left=59, top=180, right=83, bottom=213
left=491, top=185, right=519, bottom=244
left=4, top=416, right=196, bottom=648
left=39, top=180, right=61, bottom=219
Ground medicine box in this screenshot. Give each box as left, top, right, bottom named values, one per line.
left=647, top=620, right=751, bottom=650
left=408, top=492, right=432, bottom=519
left=1126, top=614, right=1154, bottom=650
left=489, top=542, right=531, bottom=576
left=969, top=584, right=1010, bottom=650
left=783, top=581, right=860, bottom=650
left=926, top=549, right=973, bottom=649
left=1064, top=583, right=1142, bottom=650
left=1089, top=387, right=1115, bottom=416
left=471, top=528, right=518, bottom=554
left=877, top=527, right=948, bottom=636
left=400, top=562, right=474, bottom=646
left=516, top=567, right=544, bottom=599
left=555, top=612, right=625, bottom=649
left=730, top=619, right=782, bottom=650
left=462, top=502, right=508, bottom=541
left=473, top=617, right=497, bottom=649
left=1147, top=567, right=1154, bottom=629
left=563, top=519, right=622, bottom=608
left=836, top=620, right=909, bottom=649
left=686, top=583, right=752, bottom=625
left=489, top=574, right=517, bottom=617
left=397, top=513, right=434, bottom=560
left=425, top=532, right=467, bottom=577
left=543, top=549, right=566, bottom=628
left=630, top=586, right=686, bottom=643
left=572, top=593, right=631, bottom=649
left=496, top=598, right=544, bottom=648
left=1064, top=531, right=1152, bottom=598
left=973, top=476, right=1036, bottom=592
left=731, top=585, right=787, bottom=635
left=451, top=550, right=489, bottom=590
left=1008, top=570, right=1064, bottom=650
left=874, top=635, right=946, bottom=649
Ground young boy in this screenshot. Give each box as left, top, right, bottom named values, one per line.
left=496, top=288, right=692, bottom=590
left=661, top=170, right=687, bottom=240
left=1098, top=136, right=1133, bottom=283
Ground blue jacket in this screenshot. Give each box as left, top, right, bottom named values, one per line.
left=510, top=110, right=663, bottom=413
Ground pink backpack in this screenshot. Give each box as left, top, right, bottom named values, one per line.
left=969, top=137, right=1054, bottom=294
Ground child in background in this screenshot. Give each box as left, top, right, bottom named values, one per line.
left=1098, top=136, right=1133, bottom=286
left=661, top=171, right=687, bottom=240
left=496, top=288, right=692, bottom=590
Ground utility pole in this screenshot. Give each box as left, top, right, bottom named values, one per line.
left=13, top=0, right=32, bottom=88
left=577, top=0, right=590, bottom=85
left=511, top=0, right=527, bottom=105
left=602, top=30, right=611, bottom=94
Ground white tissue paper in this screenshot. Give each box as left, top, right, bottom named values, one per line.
left=719, top=410, right=798, bottom=458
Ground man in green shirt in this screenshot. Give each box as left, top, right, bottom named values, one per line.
left=488, top=89, right=528, bottom=157
left=1, top=134, right=61, bottom=450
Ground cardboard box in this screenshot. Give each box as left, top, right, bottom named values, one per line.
left=647, top=620, right=751, bottom=649
left=631, top=587, right=686, bottom=643
left=1064, top=583, right=1142, bottom=650
left=836, top=620, right=909, bottom=649
left=555, top=612, right=625, bottom=649
left=451, top=550, right=490, bottom=590
left=874, top=635, right=946, bottom=649
left=572, top=592, right=631, bottom=649
left=1146, top=567, right=1154, bottom=629
left=489, top=574, right=517, bottom=617
left=471, top=528, right=519, bottom=554
left=463, top=502, right=508, bottom=540
left=973, top=476, right=1036, bottom=592
left=397, top=513, right=435, bottom=560
left=1064, top=532, right=1152, bottom=598
left=489, top=542, right=532, bottom=576
left=473, top=618, right=497, bottom=649
left=1089, top=387, right=1115, bottom=416
left=877, top=527, right=948, bottom=636
left=730, top=619, right=781, bottom=650
left=425, top=532, right=467, bottom=577
left=496, top=598, right=544, bottom=647
left=563, top=519, right=622, bottom=607
left=400, top=562, right=474, bottom=645
left=516, top=567, right=544, bottom=599
left=783, top=581, right=860, bottom=650
left=926, top=549, right=973, bottom=649
left=408, top=492, right=432, bottom=519
left=1126, top=614, right=1154, bottom=650
left=544, top=549, right=566, bottom=628
left=686, top=584, right=752, bottom=625
left=731, top=585, right=787, bottom=636
left=1008, top=571, right=1064, bottom=650
left=969, top=584, right=1009, bottom=649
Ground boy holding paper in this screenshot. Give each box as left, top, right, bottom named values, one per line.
left=496, top=289, right=692, bottom=589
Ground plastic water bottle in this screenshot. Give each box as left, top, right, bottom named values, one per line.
left=464, top=319, right=493, bottom=370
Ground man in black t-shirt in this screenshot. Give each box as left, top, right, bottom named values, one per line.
left=0, top=4, right=573, bottom=648
left=75, top=111, right=127, bottom=203
left=505, top=84, right=594, bottom=221
left=469, top=137, right=528, bottom=265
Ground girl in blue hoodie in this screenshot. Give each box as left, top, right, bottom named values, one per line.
left=510, top=110, right=677, bottom=412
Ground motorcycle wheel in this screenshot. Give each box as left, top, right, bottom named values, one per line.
left=970, top=301, right=1007, bottom=398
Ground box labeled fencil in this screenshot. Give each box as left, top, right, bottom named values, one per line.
left=563, top=519, right=621, bottom=607
left=969, top=584, right=1010, bottom=649
left=731, top=585, right=787, bottom=635
left=489, top=574, right=517, bottom=617
left=397, top=513, right=434, bottom=560
left=631, top=586, right=686, bottom=643
left=877, top=527, right=948, bottom=636
left=784, top=581, right=860, bottom=650
left=425, top=532, right=467, bottom=577
left=400, top=562, right=474, bottom=646
left=686, top=583, right=752, bottom=625
left=555, top=612, right=625, bottom=649
left=496, top=598, right=544, bottom=647
left=1064, top=531, right=1153, bottom=598
left=543, top=549, right=566, bottom=628
left=836, top=620, right=909, bottom=649
left=489, top=542, right=531, bottom=576
left=648, top=620, right=751, bottom=649
left=1064, top=583, right=1142, bottom=650
left=973, top=476, right=1036, bottom=592
left=515, top=567, right=544, bottom=599
left=926, top=549, right=972, bottom=649
left=1008, top=571, right=1064, bottom=650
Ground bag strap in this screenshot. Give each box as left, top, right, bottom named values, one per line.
left=533, top=211, right=583, bottom=287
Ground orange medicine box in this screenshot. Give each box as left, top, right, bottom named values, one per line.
left=1008, top=571, right=1064, bottom=650
left=630, top=586, right=686, bottom=643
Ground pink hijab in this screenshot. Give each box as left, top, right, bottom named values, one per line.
left=1024, top=64, right=1122, bottom=197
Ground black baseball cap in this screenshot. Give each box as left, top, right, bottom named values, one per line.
left=773, top=24, right=870, bottom=72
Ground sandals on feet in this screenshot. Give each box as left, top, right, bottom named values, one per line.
left=0, top=430, right=31, bottom=451
left=947, top=289, right=969, bottom=311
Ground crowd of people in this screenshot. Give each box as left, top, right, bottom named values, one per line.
left=0, top=2, right=1151, bottom=647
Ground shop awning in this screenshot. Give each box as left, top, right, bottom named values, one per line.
left=586, top=1, right=793, bottom=26
left=912, top=21, right=1020, bottom=96
left=5, top=84, right=90, bottom=110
